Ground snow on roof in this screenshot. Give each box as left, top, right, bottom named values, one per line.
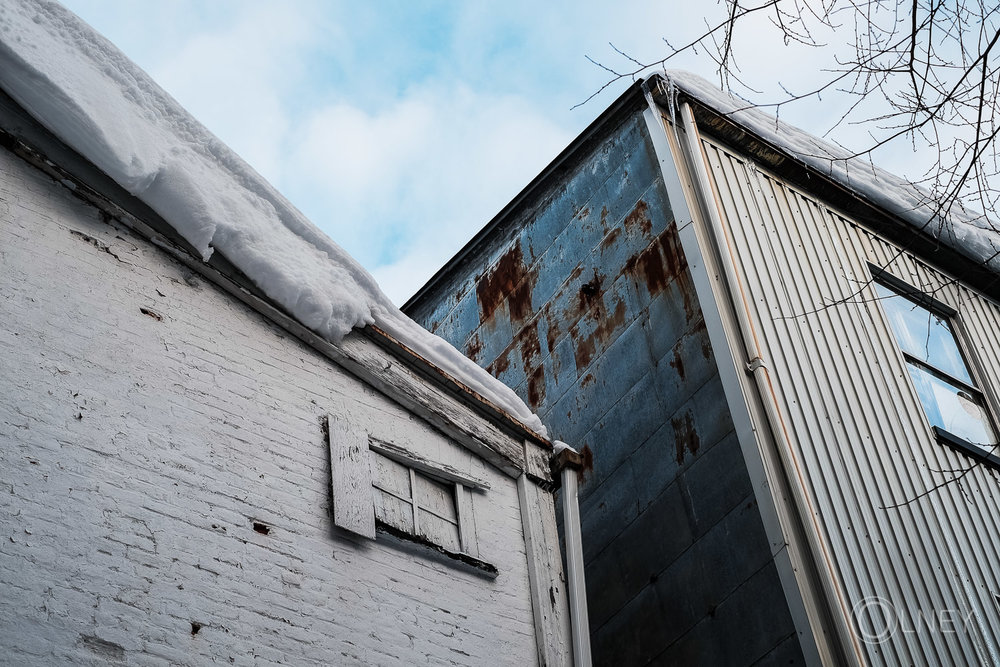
left=0, top=1, right=547, bottom=437
left=660, top=70, right=1000, bottom=273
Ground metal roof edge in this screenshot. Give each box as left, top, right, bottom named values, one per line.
left=644, top=72, right=1000, bottom=302
left=402, top=79, right=649, bottom=314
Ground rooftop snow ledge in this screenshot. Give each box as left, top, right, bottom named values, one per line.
left=0, top=1, right=546, bottom=438
left=653, top=71, right=1000, bottom=274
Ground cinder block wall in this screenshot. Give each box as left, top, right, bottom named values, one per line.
left=406, top=111, right=805, bottom=664
left=0, top=147, right=539, bottom=666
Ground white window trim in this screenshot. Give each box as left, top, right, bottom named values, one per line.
left=368, top=437, right=490, bottom=490
left=870, top=266, right=1000, bottom=459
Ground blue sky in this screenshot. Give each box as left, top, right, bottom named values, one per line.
left=57, top=1, right=911, bottom=304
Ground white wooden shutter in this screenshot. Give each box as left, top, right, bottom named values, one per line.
left=455, top=483, right=479, bottom=558
left=327, top=414, right=375, bottom=539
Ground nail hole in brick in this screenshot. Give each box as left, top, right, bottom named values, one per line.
left=191, top=622, right=202, bottom=636
left=252, top=521, right=270, bottom=535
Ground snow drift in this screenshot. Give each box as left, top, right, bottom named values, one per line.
left=0, top=0, right=547, bottom=436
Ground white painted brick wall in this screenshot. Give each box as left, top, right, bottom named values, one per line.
left=0, top=148, right=542, bottom=666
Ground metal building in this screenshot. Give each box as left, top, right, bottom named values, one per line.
left=404, top=72, right=1000, bottom=665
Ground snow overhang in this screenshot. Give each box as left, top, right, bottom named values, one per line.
left=645, top=71, right=1000, bottom=299
left=0, top=0, right=550, bottom=445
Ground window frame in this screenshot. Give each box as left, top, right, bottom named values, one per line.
left=368, top=437, right=485, bottom=559
left=326, top=415, right=497, bottom=576
left=869, top=264, right=1000, bottom=466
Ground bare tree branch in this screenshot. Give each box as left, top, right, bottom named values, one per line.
left=581, top=0, right=1000, bottom=507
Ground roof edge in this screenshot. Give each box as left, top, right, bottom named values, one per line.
left=0, top=94, right=550, bottom=462
left=644, top=72, right=1000, bottom=303
left=362, top=325, right=550, bottom=447
left=402, top=79, right=649, bottom=313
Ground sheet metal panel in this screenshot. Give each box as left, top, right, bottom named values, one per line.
left=699, top=136, right=1000, bottom=665
left=410, top=110, right=806, bottom=664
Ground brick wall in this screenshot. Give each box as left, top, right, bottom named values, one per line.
left=0, top=146, right=540, bottom=666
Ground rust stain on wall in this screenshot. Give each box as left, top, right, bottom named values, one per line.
left=623, top=243, right=664, bottom=295
left=517, top=324, right=542, bottom=375
left=622, top=199, right=652, bottom=237
left=509, top=277, right=534, bottom=323
left=573, top=335, right=595, bottom=372
left=660, top=223, right=686, bottom=280
left=476, top=242, right=537, bottom=325
left=672, top=411, right=700, bottom=465
left=669, top=348, right=685, bottom=380
left=696, top=319, right=712, bottom=359
left=526, top=365, right=546, bottom=409
left=600, top=226, right=621, bottom=251
left=577, top=444, right=594, bottom=484
left=622, top=224, right=686, bottom=297
left=678, top=269, right=698, bottom=323
left=578, top=271, right=603, bottom=313
left=464, top=332, right=482, bottom=361
left=543, top=305, right=562, bottom=354
left=487, top=350, right=510, bottom=377
left=485, top=320, right=542, bottom=382
left=572, top=299, right=628, bottom=372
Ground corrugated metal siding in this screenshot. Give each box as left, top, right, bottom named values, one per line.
left=699, top=135, right=1000, bottom=665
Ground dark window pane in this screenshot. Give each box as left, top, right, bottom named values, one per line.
left=876, top=283, right=973, bottom=385
left=905, top=363, right=996, bottom=447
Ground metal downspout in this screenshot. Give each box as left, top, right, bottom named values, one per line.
left=552, top=443, right=592, bottom=667
left=674, top=101, right=866, bottom=666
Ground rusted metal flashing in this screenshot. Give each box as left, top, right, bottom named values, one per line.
left=549, top=447, right=585, bottom=481
left=549, top=444, right=593, bottom=488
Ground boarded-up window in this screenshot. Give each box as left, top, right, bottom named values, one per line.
left=327, top=415, right=485, bottom=558
left=327, top=414, right=376, bottom=539
left=371, top=450, right=462, bottom=553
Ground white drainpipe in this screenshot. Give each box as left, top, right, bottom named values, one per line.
left=672, top=100, right=864, bottom=666
left=553, top=441, right=592, bottom=667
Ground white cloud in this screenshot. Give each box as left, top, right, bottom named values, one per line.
left=282, top=84, right=573, bottom=303
left=57, top=0, right=932, bottom=305
left=147, top=3, right=325, bottom=184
